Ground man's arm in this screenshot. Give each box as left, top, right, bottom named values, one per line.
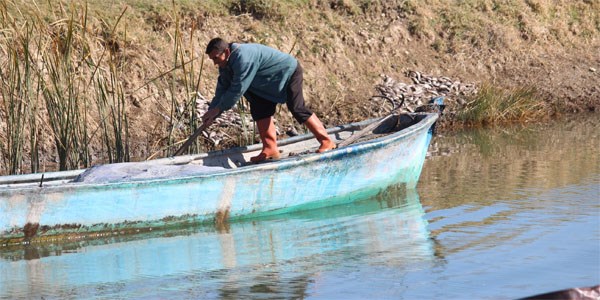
left=201, top=107, right=221, bottom=127
left=214, top=52, right=259, bottom=111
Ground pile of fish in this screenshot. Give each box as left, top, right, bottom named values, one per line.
left=371, top=70, right=478, bottom=114
left=194, top=92, right=254, bottom=146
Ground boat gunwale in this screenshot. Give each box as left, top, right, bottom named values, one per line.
left=0, top=113, right=438, bottom=192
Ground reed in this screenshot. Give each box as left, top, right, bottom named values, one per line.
left=165, top=9, right=181, bottom=153
left=39, top=7, right=93, bottom=171
left=90, top=7, right=130, bottom=164
left=0, top=1, right=134, bottom=173
left=457, top=84, right=549, bottom=125
left=0, top=15, right=43, bottom=175
left=25, top=27, right=42, bottom=174
left=180, top=19, right=204, bottom=155
left=0, top=47, right=27, bottom=174
left=166, top=7, right=197, bottom=156
left=93, top=67, right=130, bottom=164
left=158, top=2, right=212, bottom=156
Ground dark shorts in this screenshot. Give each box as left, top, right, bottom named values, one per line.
left=244, top=62, right=313, bottom=123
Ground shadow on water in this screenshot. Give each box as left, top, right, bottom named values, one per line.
left=0, top=183, right=436, bottom=299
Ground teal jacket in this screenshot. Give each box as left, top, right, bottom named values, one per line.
left=210, top=43, right=298, bottom=111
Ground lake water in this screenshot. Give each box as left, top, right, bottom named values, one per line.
left=1, top=115, right=598, bottom=299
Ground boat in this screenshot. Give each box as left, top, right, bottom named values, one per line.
left=0, top=111, right=439, bottom=246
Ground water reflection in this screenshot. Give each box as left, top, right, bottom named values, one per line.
left=0, top=183, right=435, bottom=299
left=409, top=115, right=600, bottom=299
left=419, top=115, right=600, bottom=255
left=420, top=114, right=599, bottom=209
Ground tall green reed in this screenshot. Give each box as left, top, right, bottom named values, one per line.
left=26, top=28, right=42, bottom=174
left=90, top=7, right=130, bottom=164
left=93, top=66, right=130, bottom=164
left=0, top=1, right=132, bottom=174
left=0, top=18, right=42, bottom=175
left=40, top=11, right=90, bottom=171
left=0, top=47, right=27, bottom=174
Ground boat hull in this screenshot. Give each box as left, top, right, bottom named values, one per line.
left=0, top=113, right=438, bottom=244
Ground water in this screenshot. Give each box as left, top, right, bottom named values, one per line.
left=1, top=115, right=599, bottom=299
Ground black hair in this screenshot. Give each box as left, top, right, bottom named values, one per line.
left=206, top=37, right=229, bottom=54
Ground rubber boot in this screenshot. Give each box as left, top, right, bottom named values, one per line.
left=303, top=113, right=336, bottom=153
left=250, top=117, right=280, bottom=163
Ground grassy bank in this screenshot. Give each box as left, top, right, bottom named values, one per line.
left=0, top=0, right=598, bottom=175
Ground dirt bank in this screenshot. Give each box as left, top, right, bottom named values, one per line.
left=131, top=0, right=600, bottom=150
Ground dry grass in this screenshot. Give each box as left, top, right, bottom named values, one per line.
left=457, top=84, right=550, bottom=125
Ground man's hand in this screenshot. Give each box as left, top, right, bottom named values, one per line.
left=201, top=107, right=221, bottom=127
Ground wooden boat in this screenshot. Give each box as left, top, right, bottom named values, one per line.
left=0, top=112, right=438, bottom=245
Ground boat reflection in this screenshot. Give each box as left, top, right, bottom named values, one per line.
left=0, top=183, right=435, bottom=299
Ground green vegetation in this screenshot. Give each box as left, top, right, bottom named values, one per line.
left=457, top=84, right=548, bottom=125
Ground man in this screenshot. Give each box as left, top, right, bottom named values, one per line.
left=202, top=37, right=335, bottom=163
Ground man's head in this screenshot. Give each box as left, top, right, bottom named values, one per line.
left=206, top=38, right=230, bottom=68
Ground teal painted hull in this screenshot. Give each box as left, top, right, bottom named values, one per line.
left=0, top=113, right=438, bottom=244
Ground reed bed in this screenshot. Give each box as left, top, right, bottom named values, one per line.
left=0, top=45, right=28, bottom=174
left=0, top=1, right=203, bottom=174
left=457, top=84, right=549, bottom=125
left=0, top=15, right=44, bottom=174
left=41, top=13, right=92, bottom=171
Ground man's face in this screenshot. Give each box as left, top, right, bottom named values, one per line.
left=208, top=48, right=229, bottom=68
